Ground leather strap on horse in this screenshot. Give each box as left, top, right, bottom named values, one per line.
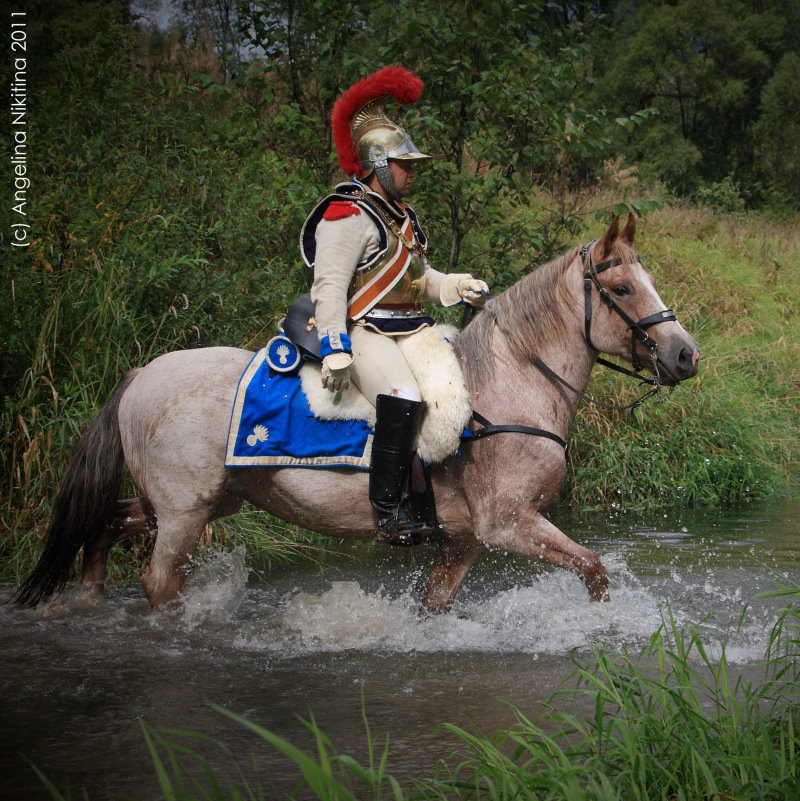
left=580, top=241, right=677, bottom=373
left=465, top=410, right=567, bottom=450
left=529, top=353, right=665, bottom=412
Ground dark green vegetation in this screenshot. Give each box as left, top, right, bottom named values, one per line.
left=2, top=0, right=799, bottom=581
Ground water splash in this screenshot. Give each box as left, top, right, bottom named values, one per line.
left=181, top=547, right=249, bottom=628
left=221, top=552, right=783, bottom=664
left=86, top=530, right=791, bottom=666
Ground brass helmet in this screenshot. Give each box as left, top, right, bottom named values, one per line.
left=332, top=66, right=432, bottom=199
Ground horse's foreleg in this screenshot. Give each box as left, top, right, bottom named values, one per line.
left=422, top=537, right=482, bottom=614
left=482, top=513, right=609, bottom=602
left=543, top=540, right=609, bottom=603
left=80, top=497, right=157, bottom=598
left=141, top=509, right=207, bottom=607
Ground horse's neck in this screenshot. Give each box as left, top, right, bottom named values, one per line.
left=475, top=316, right=596, bottom=439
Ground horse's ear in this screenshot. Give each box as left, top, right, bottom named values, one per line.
left=620, top=212, right=636, bottom=246
left=597, top=215, right=620, bottom=259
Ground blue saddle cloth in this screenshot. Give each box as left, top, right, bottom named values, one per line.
left=225, top=349, right=373, bottom=469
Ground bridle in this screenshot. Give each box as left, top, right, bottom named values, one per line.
left=525, top=241, right=678, bottom=412
left=465, top=241, right=679, bottom=449
left=580, top=240, right=676, bottom=376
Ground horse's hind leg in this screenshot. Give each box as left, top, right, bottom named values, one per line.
left=140, top=508, right=210, bottom=607
left=81, top=497, right=157, bottom=598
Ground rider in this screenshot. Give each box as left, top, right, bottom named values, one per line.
left=300, top=65, right=488, bottom=544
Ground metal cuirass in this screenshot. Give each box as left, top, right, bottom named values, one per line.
left=347, top=210, right=427, bottom=319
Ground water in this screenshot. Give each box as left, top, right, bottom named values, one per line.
left=1, top=500, right=799, bottom=800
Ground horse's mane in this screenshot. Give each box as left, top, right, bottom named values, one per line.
left=456, top=245, right=584, bottom=391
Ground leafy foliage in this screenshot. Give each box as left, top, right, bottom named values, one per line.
left=589, top=0, right=800, bottom=206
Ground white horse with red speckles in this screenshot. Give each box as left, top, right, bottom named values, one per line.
left=16, top=215, right=700, bottom=614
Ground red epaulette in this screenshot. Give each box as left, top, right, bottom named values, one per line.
left=323, top=201, right=361, bottom=221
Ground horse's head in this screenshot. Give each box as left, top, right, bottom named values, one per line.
left=582, top=214, right=700, bottom=386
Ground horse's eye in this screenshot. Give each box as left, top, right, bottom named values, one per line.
left=612, top=284, right=630, bottom=298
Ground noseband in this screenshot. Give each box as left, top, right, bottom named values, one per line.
left=580, top=241, right=676, bottom=374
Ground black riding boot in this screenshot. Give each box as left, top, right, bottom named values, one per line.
left=369, top=394, right=426, bottom=545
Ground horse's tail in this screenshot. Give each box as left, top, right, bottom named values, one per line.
left=14, top=371, right=138, bottom=607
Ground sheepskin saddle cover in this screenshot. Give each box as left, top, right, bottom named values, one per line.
left=301, top=325, right=471, bottom=465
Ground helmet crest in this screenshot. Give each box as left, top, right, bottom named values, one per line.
left=331, top=66, right=429, bottom=178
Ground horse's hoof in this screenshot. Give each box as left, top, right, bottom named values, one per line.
left=588, top=583, right=610, bottom=602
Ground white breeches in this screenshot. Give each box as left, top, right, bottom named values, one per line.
left=349, top=323, right=422, bottom=405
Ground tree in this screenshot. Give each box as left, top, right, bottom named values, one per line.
left=589, top=0, right=797, bottom=201
left=237, top=0, right=378, bottom=186
left=754, top=52, right=800, bottom=207
left=237, top=0, right=634, bottom=276
left=372, top=0, right=606, bottom=270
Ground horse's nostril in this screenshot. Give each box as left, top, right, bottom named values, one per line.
left=678, top=346, right=699, bottom=375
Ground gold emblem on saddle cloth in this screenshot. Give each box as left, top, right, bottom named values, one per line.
left=347, top=211, right=426, bottom=320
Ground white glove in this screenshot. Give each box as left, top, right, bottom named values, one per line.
left=457, top=276, right=489, bottom=305
left=439, top=273, right=489, bottom=306
left=321, top=352, right=353, bottom=393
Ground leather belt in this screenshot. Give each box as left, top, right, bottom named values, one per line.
left=367, top=309, right=424, bottom=319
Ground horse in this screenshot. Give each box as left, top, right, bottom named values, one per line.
left=15, top=214, right=700, bottom=614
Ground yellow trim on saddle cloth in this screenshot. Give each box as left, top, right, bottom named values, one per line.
left=347, top=213, right=425, bottom=320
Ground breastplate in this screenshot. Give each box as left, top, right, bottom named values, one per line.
left=351, top=215, right=426, bottom=307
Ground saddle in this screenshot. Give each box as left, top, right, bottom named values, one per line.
left=226, top=297, right=472, bottom=540
left=274, top=295, right=472, bottom=466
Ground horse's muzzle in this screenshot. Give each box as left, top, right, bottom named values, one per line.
left=657, top=335, right=700, bottom=385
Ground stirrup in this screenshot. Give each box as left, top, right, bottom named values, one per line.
left=375, top=507, right=427, bottom=547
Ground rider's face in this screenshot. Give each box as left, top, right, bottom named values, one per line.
left=389, top=160, right=416, bottom=198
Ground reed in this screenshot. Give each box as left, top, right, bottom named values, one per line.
left=135, top=703, right=405, bottom=801
left=430, top=605, right=800, bottom=800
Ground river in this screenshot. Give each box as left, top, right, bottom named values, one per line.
left=1, top=499, right=799, bottom=800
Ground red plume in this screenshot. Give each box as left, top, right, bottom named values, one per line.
left=331, top=66, right=424, bottom=178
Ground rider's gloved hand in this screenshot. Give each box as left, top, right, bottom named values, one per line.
left=457, top=277, right=489, bottom=305
left=438, top=274, right=489, bottom=306
left=321, top=352, right=353, bottom=393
